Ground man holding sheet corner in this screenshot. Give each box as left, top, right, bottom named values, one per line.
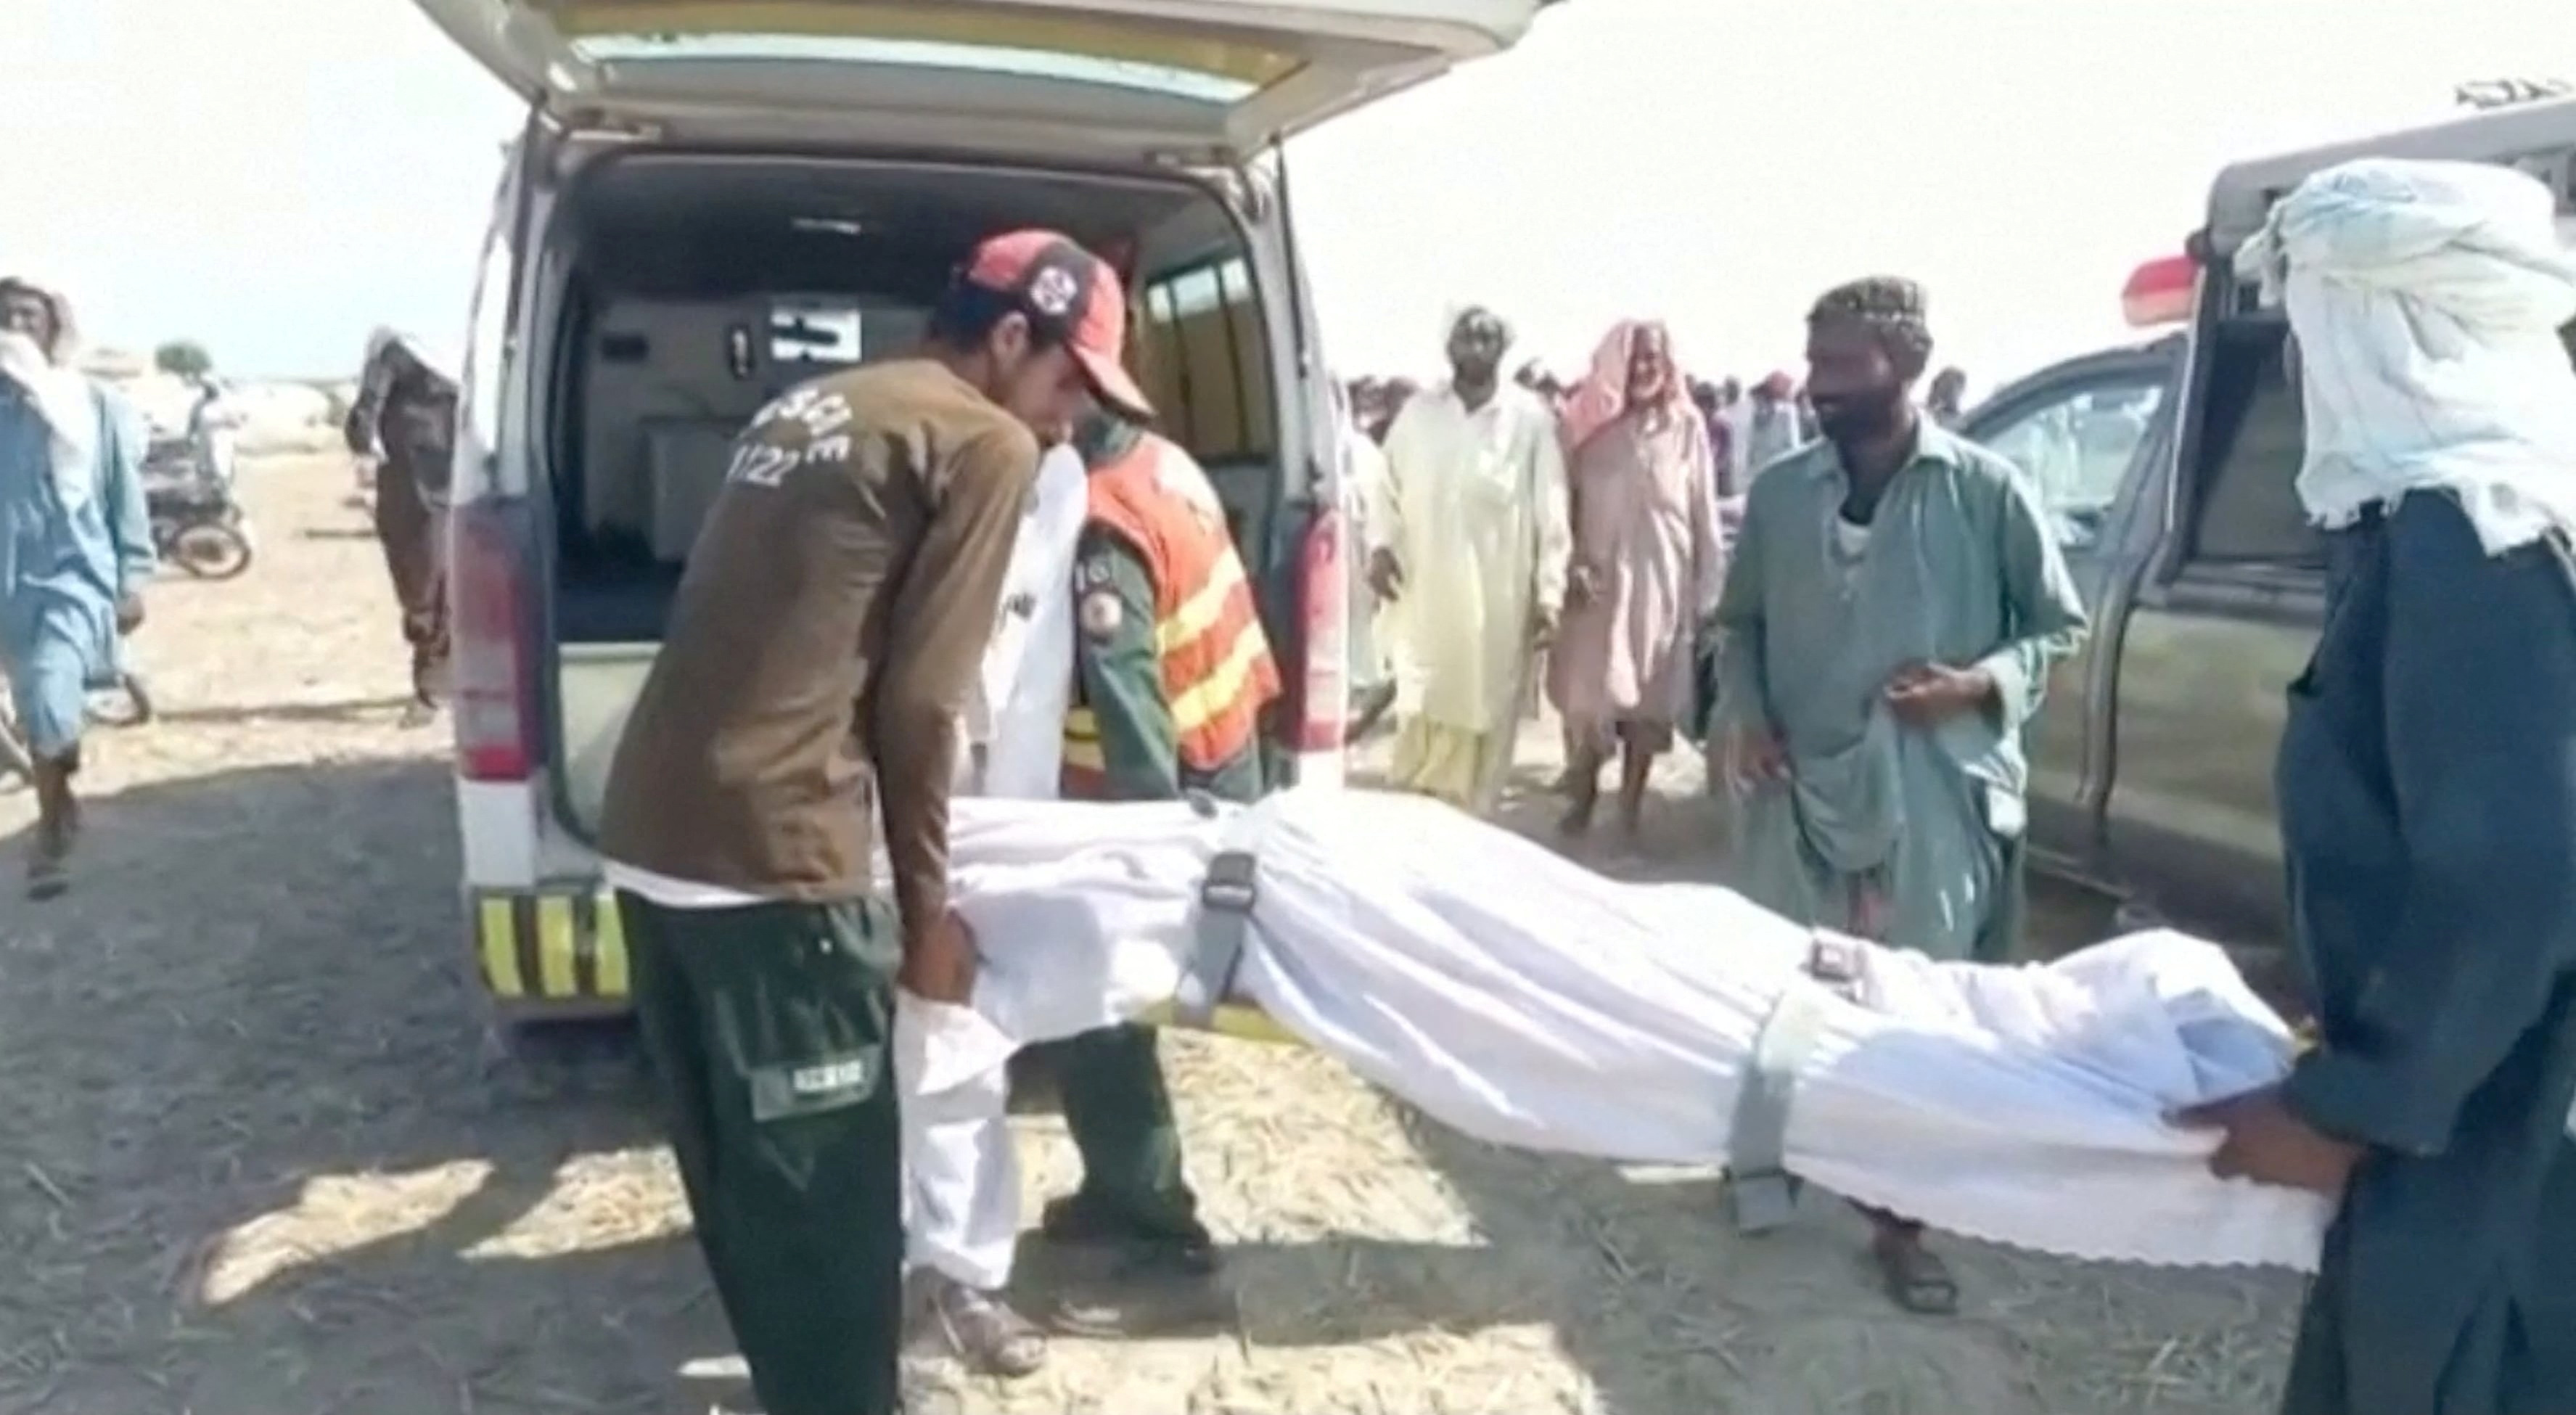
left=595, top=229, right=1147, bottom=1415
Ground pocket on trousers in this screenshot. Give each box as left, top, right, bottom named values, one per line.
left=747, top=1050, right=882, bottom=1124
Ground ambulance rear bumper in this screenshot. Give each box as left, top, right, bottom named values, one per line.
left=468, top=885, right=635, bottom=1022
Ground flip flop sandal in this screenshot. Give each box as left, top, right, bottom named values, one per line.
left=1873, top=1239, right=1960, bottom=1316
left=925, top=1281, right=1046, bottom=1379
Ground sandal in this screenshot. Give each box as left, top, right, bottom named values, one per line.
left=921, top=1274, right=1046, bottom=1379
left=1871, top=1231, right=1959, bottom=1316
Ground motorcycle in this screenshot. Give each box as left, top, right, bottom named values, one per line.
left=143, top=436, right=255, bottom=581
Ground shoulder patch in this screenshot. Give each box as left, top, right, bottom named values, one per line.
left=1078, top=586, right=1124, bottom=639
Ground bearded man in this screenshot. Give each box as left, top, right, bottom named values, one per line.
left=1708, top=276, right=2088, bottom=1313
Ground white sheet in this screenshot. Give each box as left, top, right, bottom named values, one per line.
left=899, top=789, right=2334, bottom=1272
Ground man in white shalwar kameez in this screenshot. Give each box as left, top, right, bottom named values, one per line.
left=1368, top=307, right=1570, bottom=814
left=1337, top=379, right=1397, bottom=730
left=910, top=441, right=1085, bottom=1378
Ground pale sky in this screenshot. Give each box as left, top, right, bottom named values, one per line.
left=7, top=0, right=2572, bottom=393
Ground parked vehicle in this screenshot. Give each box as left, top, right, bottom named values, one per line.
left=409, top=0, right=1561, bottom=1027
left=1964, top=94, right=2576, bottom=948
left=142, top=437, right=255, bottom=581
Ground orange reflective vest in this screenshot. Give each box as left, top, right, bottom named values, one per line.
left=1062, top=434, right=1281, bottom=792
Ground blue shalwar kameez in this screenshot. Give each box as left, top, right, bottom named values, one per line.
left=2274, top=493, right=2576, bottom=1415
left=0, top=381, right=153, bottom=760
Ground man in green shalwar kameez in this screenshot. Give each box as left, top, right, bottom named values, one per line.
left=1710, top=276, right=2088, bottom=1313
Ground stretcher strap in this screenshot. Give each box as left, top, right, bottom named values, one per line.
left=1726, top=930, right=1866, bottom=1234
left=1172, top=794, right=1276, bottom=1030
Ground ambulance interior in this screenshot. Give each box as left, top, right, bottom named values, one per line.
left=549, top=155, right=1280, bottom=645
left=541, top=155, right=1283, bottom=828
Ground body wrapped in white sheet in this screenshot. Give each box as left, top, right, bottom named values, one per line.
left=902, top=789, right=2331, bottom=1273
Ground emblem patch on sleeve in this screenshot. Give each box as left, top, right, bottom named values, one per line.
left=1079, top=588, right=1124, bottom=639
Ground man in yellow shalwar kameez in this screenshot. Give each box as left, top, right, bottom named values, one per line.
left=1367, top=307, right=1571, bottom=815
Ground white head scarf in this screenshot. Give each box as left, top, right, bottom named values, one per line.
left=364, top=327, right=459, bottom=386
left=2234, top=157, right=2576, bottom=556
left=0, top=329, right=98, bottom=467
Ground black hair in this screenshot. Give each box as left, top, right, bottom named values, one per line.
left=926, top=281, right=1067, bottom=353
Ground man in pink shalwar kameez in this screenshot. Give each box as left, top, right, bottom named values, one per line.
left=1548, top=321, right=1725, bottom=840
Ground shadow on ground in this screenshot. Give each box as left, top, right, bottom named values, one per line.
left=1365, top=762, right=2282, bottom=1414
left=0, top=758, right=732, bottom=1415
left=148, top=696, right=422, bottom=727
left=10, top=758, right=1754, bottom=1414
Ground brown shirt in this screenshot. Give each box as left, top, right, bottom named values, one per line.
left=598, top=359, right=1039, bottom=931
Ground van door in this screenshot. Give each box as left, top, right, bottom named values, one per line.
left=409, top=0, right=1556, bottom=157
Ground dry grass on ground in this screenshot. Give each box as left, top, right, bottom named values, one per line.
left=1, top=456, right=2301, bottom=1414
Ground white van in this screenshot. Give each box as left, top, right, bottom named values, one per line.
left=414, top=0, right=1558, bottom=1025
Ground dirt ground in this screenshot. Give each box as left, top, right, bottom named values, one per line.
left=1, top=454, right=2305, bottom=1415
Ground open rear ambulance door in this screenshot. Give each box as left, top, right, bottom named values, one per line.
left=408, top=0, right=1557, bottom=158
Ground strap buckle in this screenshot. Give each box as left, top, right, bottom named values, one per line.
left=1199, top=848, right=1259, bottom=915
left=1805, top=930, right=1866, bottom=991
left=1723, top=1170, right=1804, bottom=1233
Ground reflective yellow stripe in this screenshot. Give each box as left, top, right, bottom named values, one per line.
left=536, top=897, right=580, bottom=997
left=1153, top=554, right=1248, bottom=656
left=1065, top=708, right=1100, bottom=741
left=1170, top=622, right=1273, bottom=737
left=1062, top=738, right=1107, bottom=772
left=593, top=895, right=631, bottom=998
left=479, top=898, right=525, bottom=998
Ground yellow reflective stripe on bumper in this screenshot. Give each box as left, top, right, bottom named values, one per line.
left=592, top=895, right=631, bottom=996
left=473, top=890, right=632, bottom=1003
left=479, top=898, right=524, bottom=998
left=536, top=897, right=579, bottom=997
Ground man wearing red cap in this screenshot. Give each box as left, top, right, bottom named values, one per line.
left=596, top=229, right=1149, bottom=1415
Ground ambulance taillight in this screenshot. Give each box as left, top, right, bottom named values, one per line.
left=1292, top=502, right=1349, bottom=785
left=451, top=499, right=538, bottom=783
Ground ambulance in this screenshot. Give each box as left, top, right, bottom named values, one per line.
left=409, top=0, right=1567, bottom=1029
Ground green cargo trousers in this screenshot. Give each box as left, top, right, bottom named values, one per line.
left=1035, top=750, right=1261, bottom=1242
left=1051, top=1022, right=1199, bottom=1234
left=619, top=893, right=905, bottom=1415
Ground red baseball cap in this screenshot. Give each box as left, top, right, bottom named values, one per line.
left=958, top=229, right=1153, bottom=422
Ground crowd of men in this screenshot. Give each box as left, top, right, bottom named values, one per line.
left=1339, top=286, right=2073, bottom=1312
left=5, top=177, right=2571, bottom=1415
left=1332, top=234, right=2571, bottom=1414
left=1338, top=311, right=1980, bottom=841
